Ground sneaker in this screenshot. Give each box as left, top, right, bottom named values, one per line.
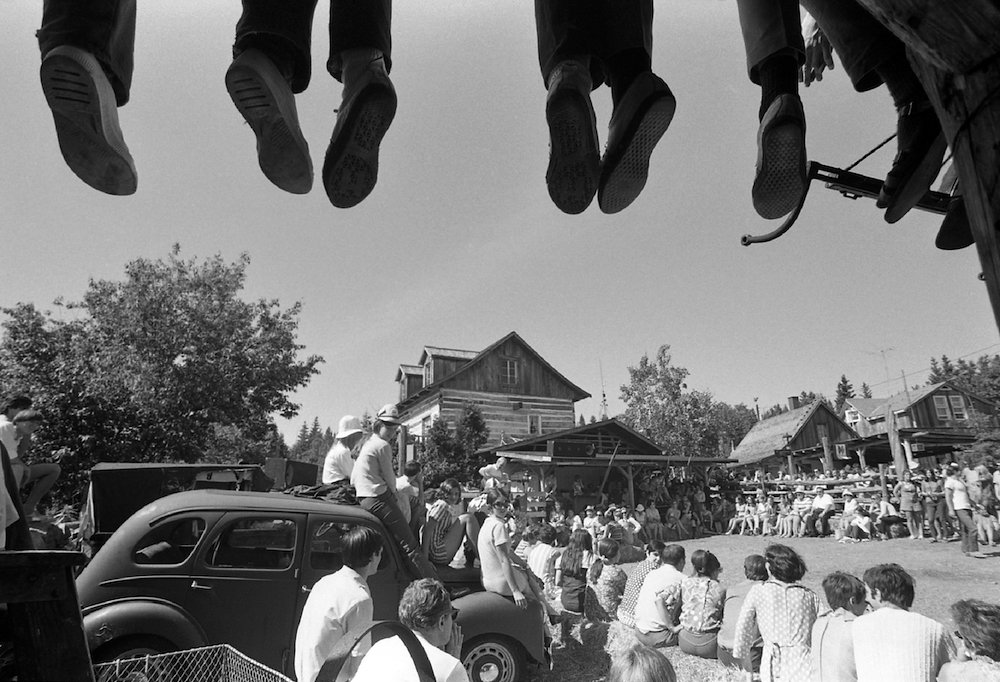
left=322, top=57, right=396, bottom=208
left=969, top=551, right=988, bottom=559
left=598, top=72, right=675, bottom=214
left=935, top=184, right=974, bottom=250
left=544, top=61, right=600, bottom=214
left=40, top=45, right=137, bottom=195
left=226, top=49, right=312, bottom=194
left=752, top=94, right=807, bottom=219
left=878, top=99, right=946, bottom=223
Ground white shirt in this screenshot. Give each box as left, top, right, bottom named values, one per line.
left=0, top=416, right=19, bottom=463
left=352, top=434, right=395, bottom=498
left=945, top=476, right=972, bottom=511
left=322, top=441, right=354, bottom=484
left=633, top=563, right=685, bottom=634
left=852, top=607, right=954, bottom=682
left=812, top=493, right=835, bottom=511
left=353, top=630, right=470, bottom=682
left=294, top=566, right=372, bottom=682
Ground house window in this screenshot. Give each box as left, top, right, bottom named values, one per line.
left=501, top=358, right=518, bottom=386
left=950, top=395, right=968, bottom=420
left=528, top=414, right=541, bottom=435
left=845, top=409, right=858, bottom=424
left=424, top=362, right=433, bottom=387
left=933, top=395, right=950, bottom=420
left=421, top=416, right=432, bottom=435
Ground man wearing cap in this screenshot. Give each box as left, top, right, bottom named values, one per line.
left=805, top=486, right=836, bottom=537
left=322, top=415, right=365, bottom=485
left=353, top=404, right=439, bottom=579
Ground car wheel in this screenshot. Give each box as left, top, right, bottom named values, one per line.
left=93, top=635, right=174, bottom=663
left=462, top=635, right=526, bottom=682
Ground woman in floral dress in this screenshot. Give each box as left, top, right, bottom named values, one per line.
left=733, top=544, right=823, bottom=681
left=585, top=538, right=627, bottom=621
left=660, top=549, right=726, bottom=658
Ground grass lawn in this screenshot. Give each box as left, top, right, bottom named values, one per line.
left=534, top=534, right=1000, bottom=682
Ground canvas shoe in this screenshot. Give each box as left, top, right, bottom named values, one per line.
left=878, top=99, right=946, bottom=224
left=40, top=46, right=136, bottom=195
left=752, top=94, right=806, bottom=219
left=322, top=58, right=396, bottom=208
left=545, top=61, right=600, bottom=214
left=226, top=49, right=312, bottom=194
left=598, top=72, right=675, bottom=214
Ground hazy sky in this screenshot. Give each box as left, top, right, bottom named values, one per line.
left=2, top=1, right=996, bottom=444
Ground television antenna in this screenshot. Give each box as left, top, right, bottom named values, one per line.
left=598, top=360, right=609, bottom=420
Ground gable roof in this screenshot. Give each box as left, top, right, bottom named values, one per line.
left=868, top=382, right=945, bottom=419
left=843, top=397, right=883, bottom=418
left=485, top=418, right=663, bottom=458
left=397, top=331, right=591, bottom=410
left=395, top=364, right=423, bottom=382
left=418, top=346, right=479, bottom=364
left=731, top=401, right=824, bottom=466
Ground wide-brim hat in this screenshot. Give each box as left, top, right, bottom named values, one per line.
left=635, top=504, right=645, bottom=512
left=376, top=403, right=403, bottom=425
left=335, top=415, right=363, bottom=439
left=812, top=485, right=824, bottom=492
left=843, top=490, right=855, bottom=497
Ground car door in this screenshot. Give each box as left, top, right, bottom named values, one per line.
left=297, top=514, right=407, bottom=626
left=183, top=511, right=305, bottom=673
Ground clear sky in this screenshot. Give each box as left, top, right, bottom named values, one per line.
left=2, top=1, right=996, bottom=445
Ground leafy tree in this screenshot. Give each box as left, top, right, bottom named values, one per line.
left=711, top=402, right=758, bottom=454
left=419, top=402, right=490, bottom=487
left=578, top=415, right=586, bottom=427
left=861, top=382, right=873, bottom=398
left=954, top=412, right=1000, bottom=467
left=589, top=415, right=598, bottom=424
left=834, top=375, right=855, bottom=415
left=761, top=403, right=787, bottom=420
left=0, top=247, right=322, bottom=505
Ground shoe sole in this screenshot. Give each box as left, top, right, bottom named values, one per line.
left=323, top=83, right=396, bottom=209
left=598, top=93, right=675, bottom=214
left=881, top=131, right=947, bottom=224
left=546, top=88, right=600, bottom=215
left=40, top=46, right=136, bottom=195
left=226, top=52, right=312, bottom=195
left=752, top=121, right=805, bottom=219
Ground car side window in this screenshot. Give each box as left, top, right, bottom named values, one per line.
left=307, top=520, right=392, bottom=572
left=133, top=517, right=206, bottom=565
left=206, top=517, right=296, bottom=570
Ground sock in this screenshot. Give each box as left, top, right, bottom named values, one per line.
left=759, top=55, right=798, bottom=120
left=341, top=48, right=384, bottom=92
left=875, top=57, right=926, bottom=108
left=606, top=48, right=651, bottom=107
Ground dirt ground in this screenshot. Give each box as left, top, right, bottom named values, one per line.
left=534, top=534, right=1000, bottom=682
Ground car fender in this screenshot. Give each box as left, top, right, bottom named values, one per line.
left=452, top=591, right=546, bottom=665
left=83, top=598, right=207, bottom=653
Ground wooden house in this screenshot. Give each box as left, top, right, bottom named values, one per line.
left=395, top=332, right=591, bottom=448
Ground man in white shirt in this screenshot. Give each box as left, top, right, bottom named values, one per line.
left=852, top=563, right=954, bottom=682
left=294, top=525, right=384, bottom=682
left=353, top=578, right=469, bottom=682
left=632, top=544, right=686, bottom=647
left=321, top=415, right=364, bottom=485
left=806, top=486, right=836, bottom=537
left=945, top=463, right=984, bottom=558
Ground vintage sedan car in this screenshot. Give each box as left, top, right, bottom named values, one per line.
left=77, top=489, right=547, bottom=682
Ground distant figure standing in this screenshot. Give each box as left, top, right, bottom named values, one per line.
left=322, top=415, right=365, bottom=485
left=945, top=463, right=985, bottom=558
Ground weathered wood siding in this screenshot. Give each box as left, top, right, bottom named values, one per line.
left=429, top=357, right=468, bottom=386
left=788, top=407, right=855, bottom=452
left=437, top=389, right=577, bottom=447
left=445, top=337, right=581, bottom=400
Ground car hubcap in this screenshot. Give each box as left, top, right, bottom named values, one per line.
left=465, top=643, right=514, bottom=682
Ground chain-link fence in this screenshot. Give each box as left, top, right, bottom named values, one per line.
left=93, top=644, right=292, bottom=682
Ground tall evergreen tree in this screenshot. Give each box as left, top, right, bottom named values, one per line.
left=860, top=382, right=873, bottom=398
left=834, top=375, right=855, bottom=415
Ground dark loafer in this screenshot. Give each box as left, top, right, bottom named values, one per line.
left=322, top=62, right=396, bottom=209
left=40, top=46, right=137, bottom=195
left=545, top=61, right=600, bottom=215
left=598, top=72, right=675, bottom=214
left=226, top=49, right=313, bottom=195
left=878, top=99, right=946, bottom=224
left=935, top=182, right=974, bottom=250
left=752, top=94, right=807, bottom=219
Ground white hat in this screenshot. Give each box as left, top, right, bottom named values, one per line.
left=335, top=415, right=363, bottom=439
left=635, top=504, right=645, bottom=512
left=376, top=403, right=403, bottom=425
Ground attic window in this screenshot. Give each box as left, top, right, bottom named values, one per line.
left=933, top=395, right=950, bottom=420
left=500, top=357, right=518, bottom=386
left=950, top=395, right=968, bottom=420
left=424, top=362, right=433, bottom=387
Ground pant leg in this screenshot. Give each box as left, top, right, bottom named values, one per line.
left=37, top=0, right=136, bottom=106
left=360, top=492, right=439, bottom=579
left=534, top=0, right=652, bottom=89
left=798, top=0, right=903, bottom=92
left=956, top=509, right=979, bottom=553
left=235, top=0, right=318, bottom=94
left=328, top=0, right=392, bottom=81
left=735, top=0, right=804, bottom=85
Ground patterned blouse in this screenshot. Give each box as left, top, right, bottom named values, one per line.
left=585, top=563, right=627, bottom=622
left=426, top=499, right=455, bottom=564
left=734, top=580, right=823, bottom=682
left=660, top=575, right=726, bottom=634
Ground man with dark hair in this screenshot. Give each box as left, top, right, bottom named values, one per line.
left=717, top=554, right=767, bottom=672
left=811, top=572, right=867, bottom=681
left=353, top=578, right=469, bottom=682
left=633, top=544, right=685, bottom=647
left=616, top=540, right=664, bottom=627
left=852, top=563, right=954, bottom=682
left=396, top=459, right=423, bottom=532
left=294, top=525, right=384, bottom=682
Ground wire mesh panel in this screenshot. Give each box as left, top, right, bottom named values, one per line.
left=93, top=644, right=293, bottom=682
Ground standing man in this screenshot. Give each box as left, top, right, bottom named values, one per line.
left=353, top=404, right=438, bottom=579
left=632, top=544, right=686, bottom=647
left=322, top=415, right=365, bottom=485
left=294, top=525, right=383, bottom=682
left=945, top=463, right=985, bottom=558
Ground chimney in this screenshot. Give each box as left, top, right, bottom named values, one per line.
left=788, top=396, right=801, bottom=410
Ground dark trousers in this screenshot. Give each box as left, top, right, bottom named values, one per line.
left=360, top=491, right=438, bottom=580
left=956, top=508, right=980, bottom=554
left=234, top=0, right=391, bottom=93
left=534, top=0, right=653, bottom=88
left=735, top=0, right=904, bottom=91
left=37, top=0, right=136, bottom=106
left=805, top=509, right=834, bottom=536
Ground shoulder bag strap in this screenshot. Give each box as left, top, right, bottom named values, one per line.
left=316, top=619, right=436, bottom=682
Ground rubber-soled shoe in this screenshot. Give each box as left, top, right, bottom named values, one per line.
left=40, top=46, right=136, bottom=195
left=226, top=49, right=312, bottom=195
left=935, top=182, right=974, bottom=250
left=752, top=94, right=806, bottom=219
left=598, top=72, right=675, bottom=214
left=545, top=61, right=600, bottom=215
left=878, top=99, right=946, bottom=224
left=323, top=60, right=396, bottom=209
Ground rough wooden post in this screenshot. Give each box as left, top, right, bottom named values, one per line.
left=856, top=0, right=1000, bottom=335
